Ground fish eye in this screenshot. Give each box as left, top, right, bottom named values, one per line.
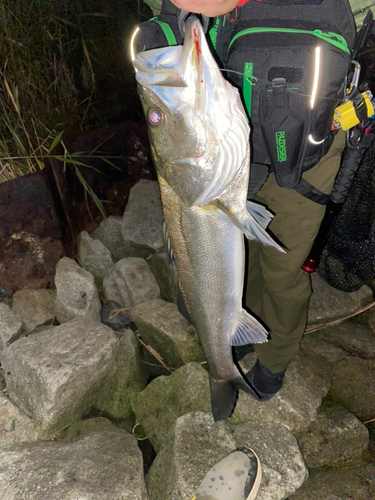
left=148, top=108, right=164, bottom=127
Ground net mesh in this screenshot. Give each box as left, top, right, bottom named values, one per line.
left=318, top=139, right=375, bottom=292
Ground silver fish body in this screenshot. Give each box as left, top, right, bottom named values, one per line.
left=132, top=17, right=283, bottom=420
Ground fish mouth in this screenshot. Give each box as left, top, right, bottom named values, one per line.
left=132, top=16, right=205, bottom=88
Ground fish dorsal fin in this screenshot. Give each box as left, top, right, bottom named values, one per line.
left=214, top=199, right=285, bottom=253
left=162, top=219, right=174, bottom=264
left=231, top=309, right=269, bottom=346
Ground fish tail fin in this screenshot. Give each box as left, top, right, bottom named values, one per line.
left=231, top=309, right=269, bottom=346
left=209, top=376, right=238, bottom=421
left=209, top=368, right=263, bottom=421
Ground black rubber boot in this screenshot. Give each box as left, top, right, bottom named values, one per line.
left=246, top=360, right=286, bottom=401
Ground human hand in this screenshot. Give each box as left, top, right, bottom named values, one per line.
left=169, top=0, right=239, bottom=16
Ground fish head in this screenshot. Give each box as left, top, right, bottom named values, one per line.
left=132, top=16, right=249, bottom=207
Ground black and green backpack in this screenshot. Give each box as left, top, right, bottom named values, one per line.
left=135, top=0, right=360, bottom=202
left=210, top=0, right=357, bottom=201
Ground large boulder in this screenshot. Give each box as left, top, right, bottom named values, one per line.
left=103, top=257, right=160, bottom=309
left=231, top=349, right=331, bottom=433
left=295, top=401, right=369, bottom=468
left=0, top=418, right=148, bottom=500
left=131, top=363, right=211, bottom=452
left=54, top=257, right=101, bottom=323
left=146, top=412, right=308, bottom=500
left=131, top=298, right=205, bottom=370
left=307, top=273, right=373, bottom=326
left=11, top=289, right=56, bottom=333
left=77, top=231, right=113, bottom=289
left=2, top=318, right=119, bottom=437
left=121, top=179, right=164, bottom=258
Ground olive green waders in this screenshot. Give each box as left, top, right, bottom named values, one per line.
left=245, top=131, right=346, bottom=373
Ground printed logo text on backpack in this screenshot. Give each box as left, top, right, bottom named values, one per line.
left=276, top=131, right=287, bottom=163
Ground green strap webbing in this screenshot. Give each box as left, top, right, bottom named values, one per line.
left=151, top=18, right=177, bottom=45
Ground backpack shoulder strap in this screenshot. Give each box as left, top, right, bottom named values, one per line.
left=150, top=18, right=177, bottom=45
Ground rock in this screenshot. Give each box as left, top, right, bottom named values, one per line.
left=77, top=231, right=113, bottom=289
left=148, top=252, right=178, bottom=303
left=2, top=318, right=119, bottom=437
left=328, top=356, right=375, bottom=421
left=288, top=461, right=375, bottom=500
left=11, top=289, right=56, bottom=333
left=121, top=179, right=164, bottom=258
left=0, top=418, right=148, bottom=500
left=0, top=392, right=38, bottom=446
left=295, top=401, right=369, bottom=468
left=146, top=412, right=308, bottom=500
left=301, top=335, right=347, bottom=364
left=131, top=298, right=205, bottom=370
left=0, top=303, right=24, bottom=357
left=230, top=420, right=308, bottom=500
left=93, top=328, right=148, bottom=419
left=0, top=366, right=5, bottom=390
left=100, top=300, right=134, bottom=331
left=310, top=322, right=375, bottom=359
left=231, top=350, right=331, bottom=433
left=95, top=215, right=129, bottom=262
left=103, top=257, right=160, bottom=309
left=307, top=273, right=373, bottom=326
left=131, top=363, right=211, bottom=452
left=349, top=303, right=375, bottom=326
left=54, top=257, right=101, bottom=323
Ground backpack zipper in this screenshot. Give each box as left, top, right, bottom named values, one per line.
left=243, top=62, right=256, bottom=116
left=229, top=28, right=350, bottom=54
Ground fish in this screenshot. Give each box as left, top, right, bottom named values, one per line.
left=132, top=16, right=284, bottom=421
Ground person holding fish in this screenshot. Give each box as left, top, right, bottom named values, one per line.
left=134, top=0, right=374, bottom=408
left=132, top=1, right=373, bottom=499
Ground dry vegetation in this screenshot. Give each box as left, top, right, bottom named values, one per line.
left=0, top=0, right=149, bottom=183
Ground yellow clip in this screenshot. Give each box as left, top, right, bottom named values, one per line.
left=333, top=92, right=374, bottom=131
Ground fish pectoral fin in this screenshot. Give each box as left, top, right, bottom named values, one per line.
left=231, top=309, right=269, bottom=346
left=215, top=200, right=286, bottom=253
left=246, top=200, right=273, bottom=229
left=162, top=219, right=174, bottom=264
